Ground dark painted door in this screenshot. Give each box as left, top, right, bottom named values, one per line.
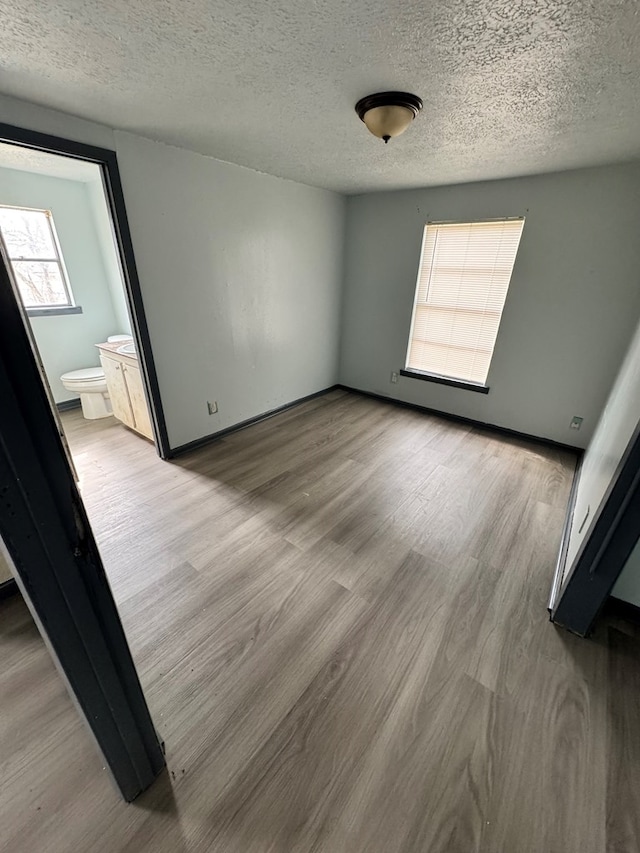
left=0, top=236, right=165, bottom=801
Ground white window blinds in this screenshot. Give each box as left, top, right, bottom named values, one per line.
left=406, top=218, right=524, bottom=386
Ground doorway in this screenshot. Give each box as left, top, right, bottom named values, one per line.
left=0, top=122, right=170, bottom=460
left=0, top=125, right=171, bottom=600
left=0, top=124, right=168, bottom=801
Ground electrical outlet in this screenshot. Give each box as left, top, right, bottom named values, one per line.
left=390, top=371, right=399, bottom=384
left=207, top=401, right=218, bottom=415
left=570, top=416, right=583, bottom=430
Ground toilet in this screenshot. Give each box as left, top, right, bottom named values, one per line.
left=60, top=335, right=133, bottom=421
left=60, top=367, right=112, bottom=419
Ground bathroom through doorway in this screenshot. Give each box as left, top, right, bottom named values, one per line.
left=0, top=123, right=168, bottom=591
left=0, top=138, right=159, bottom=442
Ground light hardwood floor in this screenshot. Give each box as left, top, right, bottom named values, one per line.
left=1, top=389, right=639, bottom=852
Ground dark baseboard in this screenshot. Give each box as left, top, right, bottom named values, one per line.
left=605, top=596, right=640, bottom=626
left=336, top=384, right=583, bottom=455
left=170, top=382, right=584, bottom=460
left=0, top=578, right=18, bottom=601
left=168, top=385, right=340, bottom=458
left=57, top=398, right=81, bottom=412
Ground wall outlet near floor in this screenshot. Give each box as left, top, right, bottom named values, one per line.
left=570, top=416, right=583, bottom=430
left=390, top=371, right=399, bottom=384
left=207, top=400, right=218, bottom=415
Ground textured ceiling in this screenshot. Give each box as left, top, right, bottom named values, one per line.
left=1, top=0, right=639, bottom=193
left=0, top=141, right=99, bottom=181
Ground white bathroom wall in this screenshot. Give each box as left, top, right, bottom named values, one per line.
left=86, top=177, right=132, bottom=335
left=113, top=132, right=345, bottom=448
left=339, top=163, right=640, bottom=447
left=0, top=165, right=122, bottom=402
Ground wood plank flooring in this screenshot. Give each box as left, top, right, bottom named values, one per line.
left=1, top=389, right=637, bottom=852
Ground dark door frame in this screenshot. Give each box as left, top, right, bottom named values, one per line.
left=0, top=242, right=165, bottom=800
left=550, top=423, right=640, bottom=637
left=0, top=121, right=171, bottom=459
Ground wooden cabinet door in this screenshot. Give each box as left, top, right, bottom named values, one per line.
left=100, top=354, right=134, bottom=428
left=122, top=363, right=154, bottom=441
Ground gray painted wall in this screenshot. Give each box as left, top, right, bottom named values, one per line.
left=1, top=91, right=638, bottom=463
left=0, top=165, right=125, bottom=402
left=0, top=95, right=346, bottom=451
left=565, top=314, right=640, bottom=570
left=558, top=314, right=640, bottom=604
left=113, top=132, right=345, bottom=449
left=339, top=163, right=640, bottom=447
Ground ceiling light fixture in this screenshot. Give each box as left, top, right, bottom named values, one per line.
left=355, top=91, right=423, bottom=144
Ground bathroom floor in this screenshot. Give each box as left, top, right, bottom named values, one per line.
left=2, top=393, right=640, bottom=852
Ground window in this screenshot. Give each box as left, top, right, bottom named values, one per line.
left=0, top=206, right=79, bottom=315
left=404, top=218, right=524, bottom=389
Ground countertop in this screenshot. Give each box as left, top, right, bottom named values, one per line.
left=95, top=341, right=138, bottom=359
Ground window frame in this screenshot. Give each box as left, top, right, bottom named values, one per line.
left=399, top=366, right=491, bottom=393
left=0, top=204, right=82, bottom=317
left=403, top=217, right=524, bottom=392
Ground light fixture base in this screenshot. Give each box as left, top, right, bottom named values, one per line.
left=355, top=92, right=423, bottom=123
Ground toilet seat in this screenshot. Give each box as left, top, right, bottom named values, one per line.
left=61, top=367, right=105, bottom=384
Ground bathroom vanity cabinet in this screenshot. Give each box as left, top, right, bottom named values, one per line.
left=0, top=550, right=13, bottom=586
left=97, top=343, right=154, bottom=441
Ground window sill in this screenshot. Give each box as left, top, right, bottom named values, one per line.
left=26, top=305, right=83, bottom=317
left=399, top=368, right=490, bottom=394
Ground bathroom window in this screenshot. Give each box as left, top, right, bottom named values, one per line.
left=0, top=205, right=81, bottom=316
